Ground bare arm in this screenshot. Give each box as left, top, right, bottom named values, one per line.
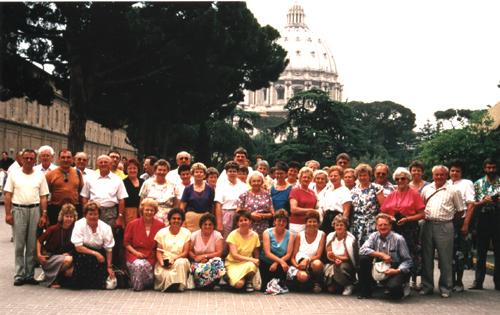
left=228, top=243, right=258, bottom=264
left=179, top=201, right=187, bottom=211
left=4, top=192, right=13, bottom=225
left=376, top=191, right=386, bottom=208
left=311, top=232, right=326, bottom=261
left=215, top=202, right=223, bottom=232
left=290, top=198, right=314, bottom=216
left=342, top=202, right=351, bottom=220
left=290, top=233, right=301, bottom=267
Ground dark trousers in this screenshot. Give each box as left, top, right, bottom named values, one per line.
left=259, top=260, right=287, bottom=291
left=474, top=212, right=500, bottom=288
left=358, top=255, right=409, bottom=299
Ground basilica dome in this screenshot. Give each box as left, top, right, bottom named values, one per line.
left=242, top=3, right=343, bottom=117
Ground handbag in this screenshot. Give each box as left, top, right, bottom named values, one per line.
left=105, top=276, right=117, bottom=290
left=371, top=260, right=390, bottom=282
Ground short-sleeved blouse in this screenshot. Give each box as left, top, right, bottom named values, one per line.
left=38, top=223, right=74, bottom=255
left=139, top=179, right=178, bottom=206
left=289, top=187, right=317, bottom=224
left=225, top=230, right=260, bottom=263
left=71, top=218, right=115, bottom=251
left=181, top=184, right=215, bottom=213
left=381, top=188, right=425, bottom=217
left=190, top=230, right=223, bottom=255
left=154, top=227, right=191, bottom=259
left=123, top=217, right=165, bottom=265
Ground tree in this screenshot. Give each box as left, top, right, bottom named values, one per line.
left=417, top=111, right=499, bottom=179
left=348, top=100, right=417, bottom=166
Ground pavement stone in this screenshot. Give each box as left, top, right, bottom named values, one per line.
left=0, top=206, right=499, bottom=315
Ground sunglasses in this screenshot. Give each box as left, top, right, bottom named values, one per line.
left=179, top=157, right=189, bottom=160
left=395, top=177, right=408, bottom=181
left=23, top=157, right=35, bottom=161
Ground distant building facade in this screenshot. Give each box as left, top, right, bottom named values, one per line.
left=241, top=3, right=343, bottom=117
left=0, top=93, right=136, bottom=168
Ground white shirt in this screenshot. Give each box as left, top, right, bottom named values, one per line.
left=319, top=185, right=352, bottom=214
left=295, top=230, right=325, bottom=262
left=166, top=168, right=194, bottom=186
left=448, top=179, right=475, bottom=207
left=80, top=172, right=128, bottom=207
left=71, top=218, right=115, bottom=251
left=4, top=168, right=49, bottom=204
left=75, top=167, right=93, bottom=184
left=421, top=182, right=464, bottom=221
left=139, top=178, right=178, bottom=204
left=7, top=161, right=21, bottom=175
left=217, top=167, right=254, bottom=186
left=34, top=163, right=57, bottom=174
left=214, top=180, right=248, bottom=210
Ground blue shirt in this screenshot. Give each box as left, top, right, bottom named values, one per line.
left=359, top=231, right=413, bottom=273
left=261, top=228, right=290, bottom=264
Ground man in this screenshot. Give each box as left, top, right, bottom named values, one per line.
left=3, top=149, right=49, bottom=286
left=217, top=147, right=253, bottom=186
left=305, top=160, right=320, bottom=171
left=0, top=151, right=15, bottom=171
left=374, top=163, right=395, bottom=197
left=107, top=150, right=127, bottom=179
left=140, top=155, right=157, bottom=180
left=470, top=158, right=500, bottom=290
left=74, top=151, right=92, bottom=182
left=358, top=213, right=412, bottom=299
left=166, top=151, right=191, bottom=185
left=81, top=155, right=128, bottom=228
left=7, top=150, right=23, bottom=175
left=447, top=160, right=475, bottom=292
left=45, top=149, right=84, bottom=224
left=336, top=153, right=350, bottom=170
left=34, top=145, right=56, bottom=173
left=286, top=161, right=301, bottom=187
left=420, top=165, right=464, bottom=298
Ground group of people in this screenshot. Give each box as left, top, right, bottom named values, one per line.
left=1, top=145, right=498, bottom=300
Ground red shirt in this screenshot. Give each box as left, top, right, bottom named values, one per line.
left=289, top=186, right=317, bottom=224
left=381, top=188, right=425, bottom=217
left=123, top=218, right=165, bottom=266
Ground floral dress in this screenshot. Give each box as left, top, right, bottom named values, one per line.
left=350, top=183, right=383, bottom=246
left=236, top=190, right=273, bottom=239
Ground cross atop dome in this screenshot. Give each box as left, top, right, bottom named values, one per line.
left=286, top=2, right=308, bottom=29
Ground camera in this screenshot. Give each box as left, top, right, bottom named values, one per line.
left=163, top=259, right=170, bottom=268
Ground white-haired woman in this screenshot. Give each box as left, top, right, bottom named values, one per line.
left=381, top=167, right=425, bottom=289
left=236, top=171, right=274, bottom=239
left=289, top=167, right=317, bottom=234
left=311, top=170, right=329, bottom=205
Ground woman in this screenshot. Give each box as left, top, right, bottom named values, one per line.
left=236, top=172, right=274, bottom=239
left=270, top=161, right=292, bottom=215
left=289, top=210, right=325, bottom=293
left=189, top=213, right=225, bottom=289
left=124, top=198, right=165, bottom=291
left=260, top=210, right=295, bottom=291
left=343, top=168, right=356, bottom=190
left=180, top=162, right=215, bottom=232
left=311, top=170, right=329, bottom=205
left=408, top=160, right=429, bottom=192
left=123, top=158, right=144, bottom=226
left=70, top=201, right=115, bottom=289
left=289, top=167, right=318, bottom=234
left=176, top=164, right=193, bottom=201
left=225, top=211, right=261, bottom=292
left=139, top=159, right=179, bottom=224
left=319, top=166, right=352, bottom=235
left=36, top=203, right=77, bottom=288
left=350, top=163, right=385, bottom=246
left=381, top=167, right=425, bottom=290
left=206, top=167, right=219, bottom=189
left=324, top=215, right=358, bottom=295
left=214, top=161, right=248, bottom=238
left=154, top=208, right=191, bottom=292
left=255, top=160, right=273, bottom=190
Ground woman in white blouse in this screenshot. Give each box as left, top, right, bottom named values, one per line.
left=214, top=161, right=248, bottom=238
left=139, top=159, right=179, bottom=224
left=69, top=201, right=115, bottom=289
left=319, top=166, right=352, bottom=235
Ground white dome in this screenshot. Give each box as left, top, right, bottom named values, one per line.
left=277, top=4, right=338, bottom=75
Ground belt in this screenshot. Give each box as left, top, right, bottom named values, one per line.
left=12, top=203, right=39, bottom=208
left=425, top=219, right=452, bottom=224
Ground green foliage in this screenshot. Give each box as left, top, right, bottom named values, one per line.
left=417, top=111, right=500, bottom=179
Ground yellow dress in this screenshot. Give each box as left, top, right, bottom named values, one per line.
left=154, top=227, right=191, bottom=291
left=225, top=229, right=260, bottom=286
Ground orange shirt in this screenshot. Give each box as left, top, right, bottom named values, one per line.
left=45, top=167, right=83, bottom=205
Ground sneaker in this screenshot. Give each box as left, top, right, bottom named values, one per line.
left=342, top=285, right=354, bottom=296
left=245, top=281, right=254, bottom=292
left=13, top=279, right=24, bottom=286
left=36, top=271, right=46, bottom=282
left=453, top=284, right=464, bottom=293
left=312, top=283, right=322, bottom=293
left=23, top=278, right=39, bottom=285
left=403, top=283, right=411, bottom=298
left=281, top=285, right=289, bottom=294
left=441, top=292, right=450, bottom=298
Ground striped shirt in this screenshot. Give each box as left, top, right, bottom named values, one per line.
left=359, top=231, right=413, bottom=273
left=421, top=182, right=464, bottom=221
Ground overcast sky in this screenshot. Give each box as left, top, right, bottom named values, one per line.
left=245, top=0, right=500, bottom=127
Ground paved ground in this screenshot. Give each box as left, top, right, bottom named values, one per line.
left=0, top=206, right=498, bottom=315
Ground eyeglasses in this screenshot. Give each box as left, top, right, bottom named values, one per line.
left=375, top=172, right=387, bottom=176
left=395, top=177, right=408, bottom=181
left=63, top=172, right=69, bottom=183
left=179, top=157, right=189, bottom=160
left=23, top=157, right=35, bottom=161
